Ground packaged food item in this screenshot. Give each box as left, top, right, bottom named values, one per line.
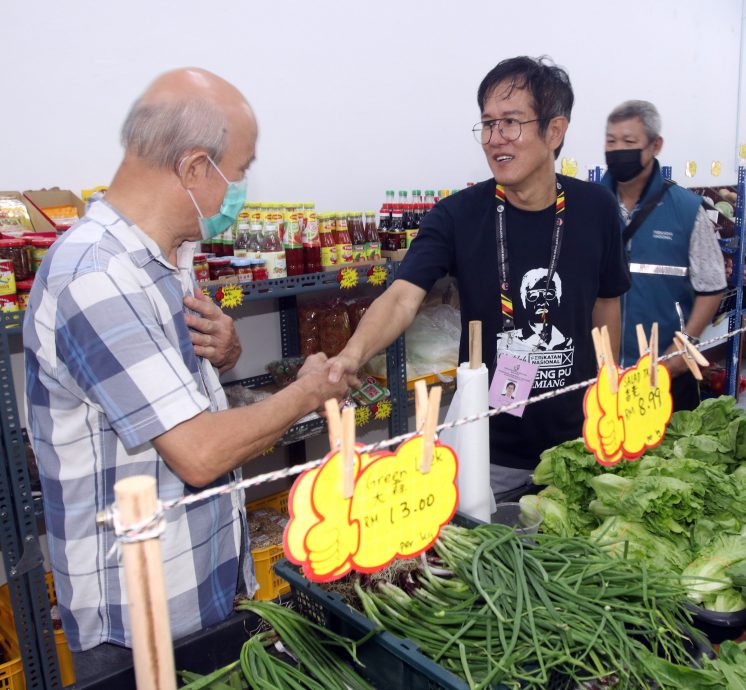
left=266, top=356, right=306, bottom=388
left=346, top=297, right=373, bottom=332
left=349, top=212, right=366, bottom=263
left=251, top=258, right=268, bottom=281
left=350, top=378, right=390, bottom=406
left=301, top=203, right=321, bottom=274
left=0, top=293, right=19, bottom=312
left=319, top=214, right=338, bottom=270
left=261, top=219, right=286, bottom=279
left=364, top=211, right=381, bottom=260
left=318, top=298, right=352, bottom=357
left=16, top=279, right=33, bottom=310
left=0, top=196, right=33, bottom=233
left=0, top=259, right=15, bottom=296
left=231, top=257, right=253, bottom=281
left=29, top=236, right=55, bottom=273
left=298, top=302, right=321, bottom=356
left=207, top=257, right=235, bottom=281
left=333, top=213, right=353, bottom=265
left=193, top=253, right=210, bottom=283
left=41, top=205, right=79, bottom=230
left=0, top=238, right=32, bottom=281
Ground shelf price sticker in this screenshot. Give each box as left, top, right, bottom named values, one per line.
left=583, top=354, right=672, bottom=467
left=283, top=436, right=458, bottom=582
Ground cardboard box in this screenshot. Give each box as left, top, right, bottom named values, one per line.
left=24, top=188, right=86, bottom=232
left=0, top=191, right=56, bottom=234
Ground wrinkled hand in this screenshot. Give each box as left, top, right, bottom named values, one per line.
left=183, top=290, right=241, bottom=373
left=326, top=351, right=363, bottom=388
left=296, top=353, right=359, bottom=409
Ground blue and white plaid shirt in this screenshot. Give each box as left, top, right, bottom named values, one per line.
left=23, top=200, right=255, bottom=652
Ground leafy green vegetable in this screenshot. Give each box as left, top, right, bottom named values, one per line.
left=681, top=535, right=746, bottom=601
left=519, top=493, right=573, bottom=536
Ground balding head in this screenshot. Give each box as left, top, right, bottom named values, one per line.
left=120, top=68, right=257, bottom=171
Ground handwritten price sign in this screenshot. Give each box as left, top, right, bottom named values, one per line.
left=584, top=354, right=672, bottom=466
left=283, top=437, right=458, bottom=582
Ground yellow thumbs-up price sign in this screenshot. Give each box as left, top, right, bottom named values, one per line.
left=283, top=437, right=459, bottom=583
left=583, top=354, right=673, bottom=467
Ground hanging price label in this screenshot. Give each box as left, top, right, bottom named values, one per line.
left=283, top=437, right=458, bottom=582
left=584, top=354, right=672, bottom=466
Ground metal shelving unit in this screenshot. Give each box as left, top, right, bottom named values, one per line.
left=0, top=311, right=63, bottom=688
left=0, top=261, right=408, bottom=688
left=726, top=165, right=746, bottom=397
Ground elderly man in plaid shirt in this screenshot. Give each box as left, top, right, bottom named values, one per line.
left=23, top=68, right=353, bottom=662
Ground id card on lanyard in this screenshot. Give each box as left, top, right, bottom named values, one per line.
left=489, top=179, right=566, bottom=416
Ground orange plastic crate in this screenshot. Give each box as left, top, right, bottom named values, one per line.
left=0, top=573, right=75, bottom=688
left=0, top=629, right=23, bottom=690
left=246, top=489, right=291, bottom=601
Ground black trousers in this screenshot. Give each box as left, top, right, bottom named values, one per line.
left=671, top=371, right=701, bottom=412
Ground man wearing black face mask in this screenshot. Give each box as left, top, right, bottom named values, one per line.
left=601, top=100, right=726, bottom=411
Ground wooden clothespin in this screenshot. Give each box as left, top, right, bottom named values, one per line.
left=673, top=330, right=709, bottom=381
left=636, top=324, right=648, bottom=356
left=414, top=379, right=429, bottom=432
left=325, top=399, right=342, bottom=452
left=649, top=323, right=659, bottom=388
left=636, top=323, right=659, bottom=387
left=341, top=406, right=356, bottom=499
left=469, top=321, right=482, bottom=369
left=591, top=326, right=618, bottom=393
left=419, top=386, right=442, bottom=474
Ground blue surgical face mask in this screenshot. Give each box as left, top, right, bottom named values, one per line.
left=184, top=157, right=247, bottom=240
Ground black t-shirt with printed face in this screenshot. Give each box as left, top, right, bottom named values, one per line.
left=396, top=175, right=630, bottom=470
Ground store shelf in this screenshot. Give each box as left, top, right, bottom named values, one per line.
left=203, top=262, right=388, bottom=302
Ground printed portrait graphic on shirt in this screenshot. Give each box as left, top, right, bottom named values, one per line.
left=496, top=268, right=575, bottom=390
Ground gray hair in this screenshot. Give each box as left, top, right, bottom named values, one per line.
left=120, top=97, right=228, bottom=170
left=607, top=100, right=661, bottom=143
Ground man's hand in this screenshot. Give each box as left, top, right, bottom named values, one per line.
left=662, top=343, right=688, bottom=379
left=295, top=353, right=358, bottom=409
left=327, top=351, right=363, bottom=386
left=183, top=290, right=241, bottom=373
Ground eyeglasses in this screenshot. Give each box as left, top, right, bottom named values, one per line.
left=526, top=288, right=556, bottom=303
left=472, top=117, right=544, bottom=145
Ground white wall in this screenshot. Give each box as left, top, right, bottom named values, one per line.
left=2, top=0, right=744, bottom=207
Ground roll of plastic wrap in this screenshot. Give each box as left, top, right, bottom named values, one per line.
left=440, top=362, right=493, bottom=522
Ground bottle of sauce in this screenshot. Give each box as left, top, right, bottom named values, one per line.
left=234, top=216, right=251, bottom=258
left=424, top=190, right=435, bottom=217
left=284, top=203, right=304, bottom=276
left=378, top=194, right=391, bottom=252
left=334, top=212, right=353, bottom=265
left=247, top=222, right=263, bottom=259
left=302, top=203, right=321, bottom=274
left=389, top=207, right=405, bottom=251
left=364, top=211, right=381, bottom=260
left=261, top=219, right=286, bottom=279
left=349, top=212, right=367, bottom=263
left=319, top=213, right=338, bottom=270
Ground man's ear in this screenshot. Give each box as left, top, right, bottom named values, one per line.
left=546, top=116, right=569, bottom=155
left=651, top=136, right=664, bottom=157
left=176, top=152, right=210, bottom=190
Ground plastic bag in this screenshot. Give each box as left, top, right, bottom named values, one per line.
left=366, top=303, right=461, bottom=380
left=318, top=297, right=352, bottom=357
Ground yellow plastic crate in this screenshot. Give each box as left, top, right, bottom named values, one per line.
left=0, top=572, right=75, bottom=688
left=0, top=630, right=23, bottom=690
left=246, top=489, right=291, bottom=601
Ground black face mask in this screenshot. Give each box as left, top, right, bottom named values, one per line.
left=605, top=148, right=644, bottom=182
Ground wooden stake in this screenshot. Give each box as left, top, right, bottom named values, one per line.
left=469, top=321, right=482, bottom=369
left=341, top=406, right=356, bottom=499
left=114, top=476, right=176, bottom=690
left=325, top=399, right=342, bottom=452
left=420, top=386, right=442, bottom=473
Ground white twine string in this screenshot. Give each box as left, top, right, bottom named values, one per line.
left=98, top=323, right=745, bottom=542
left=103, top=501, right=168, bottom=559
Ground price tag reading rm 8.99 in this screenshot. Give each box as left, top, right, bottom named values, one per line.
left=584, top=354, right=673, bottom=466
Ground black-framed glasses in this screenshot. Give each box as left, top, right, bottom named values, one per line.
left=526, top=288, right=556, bottom=303
left=472, top=117, right=545, bottom=144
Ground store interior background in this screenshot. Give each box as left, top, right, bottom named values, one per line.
left=1, top=0, right=745, bottom=571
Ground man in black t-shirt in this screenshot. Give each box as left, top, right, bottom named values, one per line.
left=329, top=56, right=630, bottom=499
